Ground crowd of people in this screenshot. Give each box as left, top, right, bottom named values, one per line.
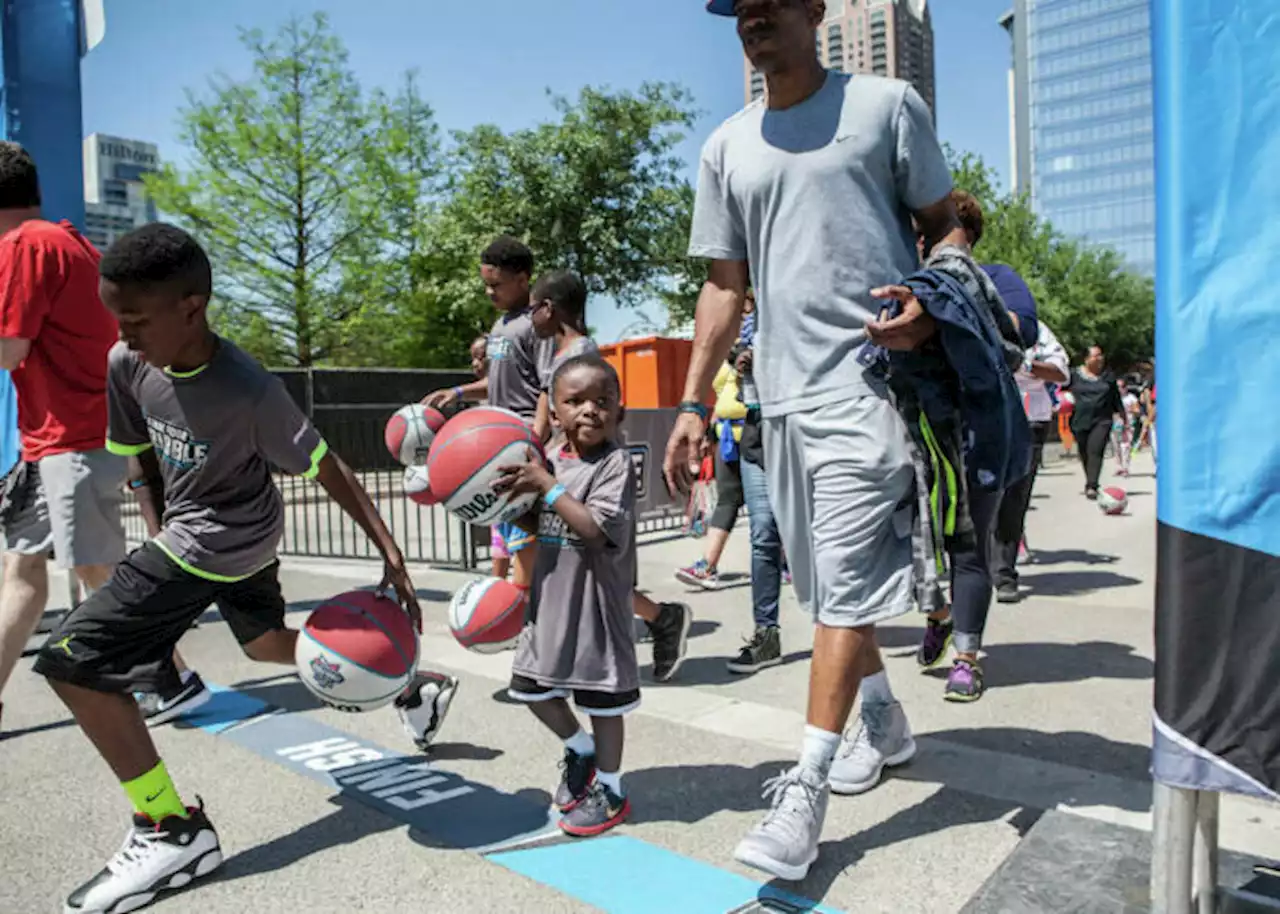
left=0, top=0, right=1158, bottom=910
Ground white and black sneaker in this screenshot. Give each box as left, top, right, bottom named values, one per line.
left=396, top=671, right=460, bottom=752
left=136, top=672, right=212, bottom=728
left=66, top=801, right=222, bottom=914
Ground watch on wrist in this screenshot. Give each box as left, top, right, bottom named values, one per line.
left=678, top=400, right=709, bottom=422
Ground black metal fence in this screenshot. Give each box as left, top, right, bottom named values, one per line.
left=123, top=367, right=689, bottom=569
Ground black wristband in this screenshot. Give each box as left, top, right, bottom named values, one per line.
left=678, top=401, right=709, bottom=421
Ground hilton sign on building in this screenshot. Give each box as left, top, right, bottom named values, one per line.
left=82, top=133, right=159, bottom=249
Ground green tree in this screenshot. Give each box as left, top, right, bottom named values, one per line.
left=144, top=14, right=434, bottom=366
left=442, top=83, right=699, bottom=297
left=948, top=149, right=1155, bottom=368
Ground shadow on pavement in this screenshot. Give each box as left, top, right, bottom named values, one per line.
left=772, top=787, right=1041, bottom=899
left=232, top=677, right=330, bottom=714
left=215, top=794, right=404, bottom=884
left=428, top=742, right=504, bottom=762
left=1022, top=548, right=1119, bottom=567
left=921, top=640, right=1153, bottom=688
left=923, top=726, right=1153, bottom=784
left=1017, top=568, right=1142, bottom=596
left=0, top=716, right=78, bottom=741
left=625, top=760, right=795, bottom=823
left=657, top=649, right=813, bottom=687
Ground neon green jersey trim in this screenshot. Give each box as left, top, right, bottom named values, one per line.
left=301, top=439, right=329, bottom=479
left=164, top=363, right=210, bottom=379
left=152, top=539, right=272, bottom=583
left=105, top=438, right=153, bottom=457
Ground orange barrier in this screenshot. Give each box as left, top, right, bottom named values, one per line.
left=598, top=337, right=713, bottom=410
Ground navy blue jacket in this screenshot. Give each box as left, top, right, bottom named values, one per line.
left=867, top=268, right=1031, bottom=492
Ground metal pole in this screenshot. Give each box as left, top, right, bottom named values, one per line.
left=1152, top=782, right=1198, bottom=914
left=1194, top=790, right=1220, bottom=914
left=460, top=519, right=476, bottom=571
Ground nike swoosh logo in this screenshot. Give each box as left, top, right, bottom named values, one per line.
left=146, top=788, right=166, bottom=803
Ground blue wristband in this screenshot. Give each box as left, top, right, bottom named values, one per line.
left=544, top=484, right=567, bottom=508
left=452, top=386, right=465, bottom=401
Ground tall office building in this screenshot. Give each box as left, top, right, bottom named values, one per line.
left=743, top=0, right=935, bottom=118
left=82, top=133, right=159, bottom=250
left=1002, top=1, right=1154, bottom=275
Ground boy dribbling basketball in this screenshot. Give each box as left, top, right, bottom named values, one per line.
left=35, top=224, right=429, bottom=913
left=494, top=355, right=638, bottom=836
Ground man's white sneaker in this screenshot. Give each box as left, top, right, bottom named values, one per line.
left=828, top=699, right=916, bottom=795
left=65, top=802, right=222, bottom=914
left=733, top=765, right=829, bottom=882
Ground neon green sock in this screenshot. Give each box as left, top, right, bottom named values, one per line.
left=122, top=760, right=188, bottom=822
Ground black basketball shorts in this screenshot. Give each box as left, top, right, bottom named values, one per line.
left=34, top=541, right=286, bottom=695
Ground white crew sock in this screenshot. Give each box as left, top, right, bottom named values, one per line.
left=799, top=724, right=841, bottom=776
left=861, top=670, right=895, bottom=706
left=595, top=769, right=624, bottom=796
left=564, top=729, right=595, bottom=757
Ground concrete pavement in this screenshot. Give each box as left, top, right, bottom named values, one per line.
left=2, top=449, right=1275, bottom=913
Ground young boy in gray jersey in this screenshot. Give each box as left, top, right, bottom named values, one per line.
left=529, top=269, right=693, bottom=682
left=33, top=224, right=427, bottom=914
left=424, top=236, right=548, bottom=590
left=494, top=355, right=638, bottom=837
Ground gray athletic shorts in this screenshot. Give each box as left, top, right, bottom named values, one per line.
left=762, top=394, right=915, bottom=628
left=0, top=449, right=128, bottom=569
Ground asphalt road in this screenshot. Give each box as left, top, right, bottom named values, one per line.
left=3, top=449, right=1275, bottom=913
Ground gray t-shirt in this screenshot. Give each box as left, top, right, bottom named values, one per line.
left=106, top=338, right=326, bottom=580
left=510, top=443, right=638, bottom=694
left=486, top=307, right=551, bottom=421
left=689, top=73, right=953, bottom=417
left=539, top=335, right=600, bottom=394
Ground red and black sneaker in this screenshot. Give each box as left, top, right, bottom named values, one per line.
left=553, top=747, right=596, bottom=813
left=559, top=782, right=631, bottom=837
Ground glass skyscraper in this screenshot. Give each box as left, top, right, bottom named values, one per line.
left=1004, top=0, right=1155, bottom=275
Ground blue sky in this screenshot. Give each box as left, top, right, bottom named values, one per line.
left=82, top=0, right=1016, bottom=344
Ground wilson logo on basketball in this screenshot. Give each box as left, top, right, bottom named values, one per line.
left=453, top=489, right=500, bottom=522
left=309, top=656, right=345, bottom=689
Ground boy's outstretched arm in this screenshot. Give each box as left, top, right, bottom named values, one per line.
left=423, top=378, right=487, bottom=409
left=314, top=452, right=422, bottom=629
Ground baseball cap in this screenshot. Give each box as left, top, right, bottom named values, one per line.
left=706, top=0, right=736, bottom=15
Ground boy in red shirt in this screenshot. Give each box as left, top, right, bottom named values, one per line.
left=0, top=142, right=126, bottom=727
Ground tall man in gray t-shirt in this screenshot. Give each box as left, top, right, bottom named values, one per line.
left=664, top=0, right=968, bottom=882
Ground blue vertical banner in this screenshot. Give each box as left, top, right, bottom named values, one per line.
left=0, top=0, right=92, bottom=471
left=1, top=0, right=86, bottom=226
left=1151, top=0, right=1280, bottom=798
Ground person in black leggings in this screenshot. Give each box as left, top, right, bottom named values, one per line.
left=1066, top=345, right=1123, bottom=499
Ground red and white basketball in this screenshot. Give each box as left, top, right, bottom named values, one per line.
left=296, top=590, right=418, bottom=712
left=403, top=466, right=440, bottom=506
left=1098, top=486, right=1129, bottom=515
left=426, top=407, right=543, bottom=526
left=449, top=577, right=526, bottom=653
left=385, top=404, right=446, bottom=467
